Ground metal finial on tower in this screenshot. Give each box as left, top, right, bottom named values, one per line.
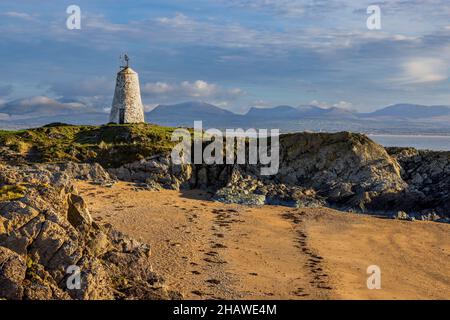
left=120, top=53, right=130, bottom=69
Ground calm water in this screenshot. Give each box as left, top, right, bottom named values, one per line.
left=369, top=134, right=450, bottom=151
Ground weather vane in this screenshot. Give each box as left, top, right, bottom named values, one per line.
left=120, top=53, right=130, bottom=69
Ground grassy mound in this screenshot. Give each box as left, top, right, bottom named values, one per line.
left=0, top=123, right=178, bottom=167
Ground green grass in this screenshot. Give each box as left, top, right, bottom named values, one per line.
left=0, top=123, right=181, bottom=168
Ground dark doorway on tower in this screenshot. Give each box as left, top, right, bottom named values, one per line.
left=119, top=108, right=125, bottom=124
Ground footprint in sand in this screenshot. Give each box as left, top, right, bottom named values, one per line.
left=206, top=279, right=221, bottom=285
left=204, top=257, right=227, bottom=264
left=211, top=243, right=227, bottom=249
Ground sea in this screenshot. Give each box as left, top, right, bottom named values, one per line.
left=369, top=134, right=450, bottom=151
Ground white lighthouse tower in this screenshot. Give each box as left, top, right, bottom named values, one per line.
left=109, top=54, right=145, bottom=124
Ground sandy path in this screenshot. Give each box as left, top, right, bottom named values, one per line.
left=76, top=181, right=450, bottom=300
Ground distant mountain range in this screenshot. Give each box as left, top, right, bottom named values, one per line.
left=146, top=101, right=450, bottom=133
left=148, top=101, right=450, bottom=122
left=360, top=104, right=450, bottom=119
left=1, top=98, right=450, bottom=134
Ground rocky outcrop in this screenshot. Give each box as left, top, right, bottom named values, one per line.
left=105, top=132, right=408, bottom=212
left=108, top=154, right=191, bottom=190
left=44, top=162, right=115, bottom=186
left=0, top=164, right=179, bottom=300
left=387, top=147, right=450, bottom=218
left=277, top=133, right=404, bottom=192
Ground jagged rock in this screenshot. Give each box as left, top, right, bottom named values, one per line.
left=387, top=147, right=450, bottom=216
left=28, top=220, right=71, bottom=268
left=52, top=162, right=114, bottom=185
left=108, top=228, right=150, bottom=254
left=0, top=201, right=40, bottom=231
left=67, top=194, right=92, bottom=231
left=0, top=246, right=26, bottom=299
left=86, top=231, right=110, bottom=257
left=108, top=154, right=189, bottom=190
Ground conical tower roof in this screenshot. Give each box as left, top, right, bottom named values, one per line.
left=117, top=66, right=137, bottom=75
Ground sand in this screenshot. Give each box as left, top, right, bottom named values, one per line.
left=76, top=181, right=450, bottom=300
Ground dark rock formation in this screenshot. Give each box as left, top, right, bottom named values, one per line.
left=387, top=147, right=450, bottom=217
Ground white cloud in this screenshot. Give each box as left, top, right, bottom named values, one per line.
left=142, top=82, right=173, bottom=95
left=142, top=80, right=244, bottom=101
left=181, top=80, right=218, bottom=97
left=85, top=14, right=136, bottom=33
left=396, top=58, right=449, bottom=84
left=3, top=11, right=35, bottom=21
left=333, top=101, right=354, bottom=110
left=309, top=100, right=354, bottom=110
left=17, top=96, right=84, bottom=109
left=156, top=13, right=193, bottom=27
left=0, top=96, right=94, bottom=116
left=250, top=100, right=273, bottom=108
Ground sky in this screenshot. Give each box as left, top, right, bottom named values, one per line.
left=0, top=0, right=449, bottom=114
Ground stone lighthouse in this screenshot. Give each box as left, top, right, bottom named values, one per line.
left=109, top=54, right=145, bottom=124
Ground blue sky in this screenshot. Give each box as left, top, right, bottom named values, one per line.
left=0, top=0, right=449, bottom=114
